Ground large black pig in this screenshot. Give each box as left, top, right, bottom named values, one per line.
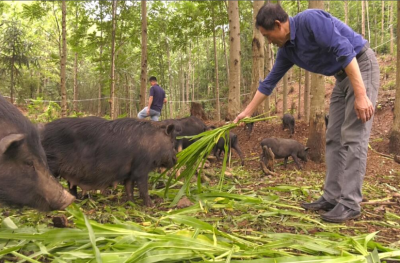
left=42, top=117, right=178, bottom=206
left=161, top=116, right=208, bottom=151
left=213, top=132, right=244, bottom=166
left=0, top=95, right=75, bottom=211
left=260, top=138, right=309, bottom=169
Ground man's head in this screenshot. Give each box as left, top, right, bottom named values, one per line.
left=149, top=76, right=157, bottom=86
left=256, top=3, right=290, bottom=48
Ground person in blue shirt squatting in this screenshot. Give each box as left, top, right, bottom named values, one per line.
left=137, top=76, right=167, bottom=121
left=234, top=4, right=379, bottom=223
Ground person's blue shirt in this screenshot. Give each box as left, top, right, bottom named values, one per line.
left=258, top=9, right=367, bottom=96
left=149, top=84, right=165, bottom=112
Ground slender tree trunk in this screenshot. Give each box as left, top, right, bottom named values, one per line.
left=167, top=39, right=173, bottom=118
left=389, top=0, right=400, bottom=154
left=381, top=1, right=384, bottom=46
left=361, top=1, right=365, bottom=38
left=390, top=1, right=394, bottom=54
left=110, top=0, right=117, bottom=119
left=187, top=44, right=192, bottom=106
left=366, top=0, right=370, bottom=43
left=265, top=44, right=272, bottom=116
left=140, top=0, right=147, bottom=109
left=221, top=25, right=229, bottom=82
left=73, top=5, right=78, bottom=113
left=297, top=0, right=302, bottom=119
left=61, top=0, right=67, bottom=117
left=374, top=13, right=377, bottom=50
left=304, top=70, right=310, bottom=122
left=181, top=56, right=185, bottom=113
left=227, top=1, right=241, bottom=121
left=212, top=7, right=221, bottom=121
left=306, top=0, right=326, bottom=163
left=97, top=2, right=103, bottom=116
left=10, top=58, right=14, bottom=104
left=73, top=53, right=78, bottom=112
left=282, top=73, right=288, bottom=114
left=298, top=67, right=302, bottom=119
left=251, top=0, right=265, bottom=115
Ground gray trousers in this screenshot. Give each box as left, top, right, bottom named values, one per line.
left=137, top=107, right=161, bottom=121
left=323, top=48, right=380, bottom=211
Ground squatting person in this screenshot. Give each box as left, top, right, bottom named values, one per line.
left=137, top=76, right=166, bottom=121
left=234, top=3, right=379, bottom=223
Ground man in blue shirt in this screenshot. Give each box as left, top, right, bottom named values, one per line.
left=234, top=4, right=379, bottom=223
left=137, top=76, right=166, bottom=121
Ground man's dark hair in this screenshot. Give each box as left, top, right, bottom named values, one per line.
left=149, top=76, right=157, bottom=82
left=256, top=3, right=288, bottom=30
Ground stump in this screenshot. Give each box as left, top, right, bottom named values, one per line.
left=190, top=102, right=207, bottom=120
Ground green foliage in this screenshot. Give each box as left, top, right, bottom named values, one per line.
left=27, top=98, right=61, bottom=123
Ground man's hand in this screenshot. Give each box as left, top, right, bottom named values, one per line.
left=146, top=108, right=150, bottom=116
left=354, top=95, right=374, bottom=123
left=234, top=111, right=251, bottom=124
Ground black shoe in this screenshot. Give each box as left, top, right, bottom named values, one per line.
left=321, top=203, right=361, bottom=223
left=301, top=196, right=336, bottom=211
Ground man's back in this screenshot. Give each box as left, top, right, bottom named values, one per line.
left=149, top=85, right=165, bottom=112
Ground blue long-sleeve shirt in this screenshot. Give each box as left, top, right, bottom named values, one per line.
left=258, top=9, right=367, bottom=96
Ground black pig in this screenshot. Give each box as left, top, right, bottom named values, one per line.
left=42, top=117, right=178, bottom=207
left=213, top=132, right=244, bottom=166
left=0, top=95, right=75, bottom=211
left=282, top=113, right=295, bottom=136
left=161, top=116, right=208, bottom=151
left=260, top=138, right=309, bottom=169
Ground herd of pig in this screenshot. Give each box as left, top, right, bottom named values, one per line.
left=0, top=94, right=311, bottom=212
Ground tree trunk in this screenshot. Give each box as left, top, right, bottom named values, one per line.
left=98, top=2, right=103, bottom=116
left=10, top=58, right=14, bottom=104
left=180, top=56, right=185, bottom=114
left=167, top=39, right=173, bottom=118
left=73, top=52, right=78, bottom=112
left=282, top=73, right=288, bottom=114
left=381, top=1, right=384, bottom=46
left=251, top=0, right=265, bottom=115
left=374, top=13, right=377, bottom=50
left=344, top=1, right=348, bottom=25
left=212, top=6, right=221, bottom=122
left=366, top=1, right=370, bottom=43
left=298, top=67, right=301, bottom=119
left=304, top=70, right=310, bottom=122
left=390, top=1, right=394, bottom=54
left=61, top=0, right=67, bottom=117
left=227, top=1, right=241, bottom=121
left=221, top=24, right=229, bottom=82
left=361, top=1, right=365, bottom=38
left=187, top=44, right=192, bottom=106
left=73, top=5, right=78, bottom=113
left=389, top=0, right=400, bottom=154
left=306, top=0, right=325, bottom=163
left=140, top=0, right=147, bottom=109
left=110, top=0, right=117, bottom=120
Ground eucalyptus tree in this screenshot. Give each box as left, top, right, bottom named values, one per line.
left=0, top=19, right=35, bottom=104
left=389, top=0, right=400, bottom=155
left=306, top=0, right=326, bottom=163
left=227, top=1, right=241, bottom=121
left=251, top=1, right=265, bottom=115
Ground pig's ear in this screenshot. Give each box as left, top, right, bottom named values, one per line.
left=165, top=124, right=175, bottom=137
left=304, top=147, right=310, bottom=152
left=0, top=134, right=25, bottom=155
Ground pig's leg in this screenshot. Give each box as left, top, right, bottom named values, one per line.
left=284, top=157, right=288, bottom=168
left=124, top=179, right=134, bottom=202
left=137, top=174, right=153, bottom=207
left=291, top=154, right=302, bottom=169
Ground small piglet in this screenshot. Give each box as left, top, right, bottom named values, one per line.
left=261, top=138, right=309, bottom=169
